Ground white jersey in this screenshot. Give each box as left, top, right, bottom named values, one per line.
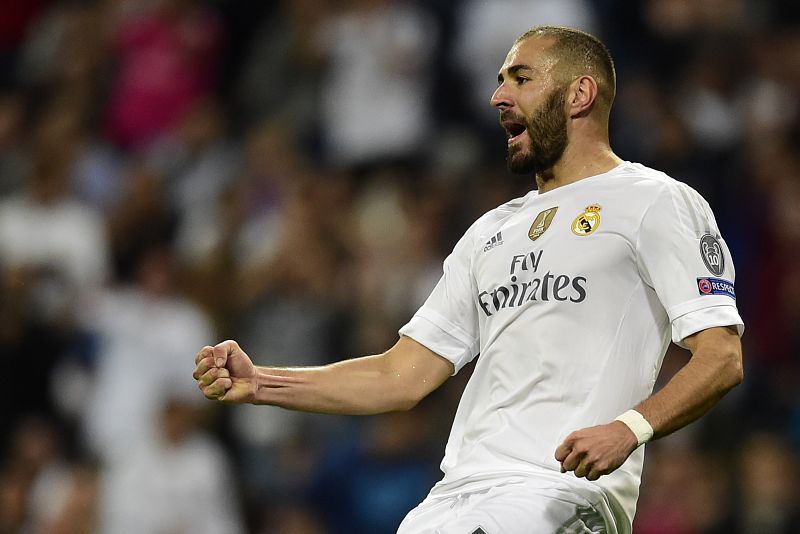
left=399, top=161, right=744, bottom=532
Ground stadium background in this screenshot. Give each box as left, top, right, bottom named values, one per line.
left=1, top=0, right=798, bottom=532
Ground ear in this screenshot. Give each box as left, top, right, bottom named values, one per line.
left=567, top=75, right=598, bottom=118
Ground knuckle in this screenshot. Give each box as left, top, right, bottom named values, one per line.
left=565, top=458, right=579, bottom=470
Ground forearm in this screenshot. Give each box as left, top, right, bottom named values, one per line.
left=635, top=333, right=743, bottom=439
left=195, top=337, right=453, bottom=415
left=252, top=354, right=425, bottom=415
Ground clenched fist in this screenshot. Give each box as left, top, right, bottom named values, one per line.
left=554, top=421, right=639, bottom=481
left=193, top=340, right=257, bottom=403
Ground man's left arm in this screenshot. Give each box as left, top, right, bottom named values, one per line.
left=555, top=325, right=743, bottom=481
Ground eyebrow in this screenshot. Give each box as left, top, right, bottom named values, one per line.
left=498, top=64, right=534, bottom=84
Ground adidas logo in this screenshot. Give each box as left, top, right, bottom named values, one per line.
left=483, top=231, right=504, bottom=252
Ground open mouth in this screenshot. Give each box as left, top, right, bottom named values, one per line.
left=502, top=119, right=527, bottom=145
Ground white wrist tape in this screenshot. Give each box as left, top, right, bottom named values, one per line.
left=615, top=409, right=654, bottom=447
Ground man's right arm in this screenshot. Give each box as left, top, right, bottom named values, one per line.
left=193, top=336, right=455, bottom=415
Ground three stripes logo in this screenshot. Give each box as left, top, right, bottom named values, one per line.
left=483, top=231, right=504, bottom=252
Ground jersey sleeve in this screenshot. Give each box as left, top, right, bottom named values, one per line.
left=399, top=220, right=481, bottom=374
left=635, top=182, right=744, bottom=347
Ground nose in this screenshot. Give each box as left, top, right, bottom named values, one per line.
left=491, top=83, right=512, bottom=110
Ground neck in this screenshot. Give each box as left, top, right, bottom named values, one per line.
left=535, top=139, right=623, bottom=194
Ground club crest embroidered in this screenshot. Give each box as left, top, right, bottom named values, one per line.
left=528, top=207, right=558, bottom=241
left=571, top=204, right=602, bottom=236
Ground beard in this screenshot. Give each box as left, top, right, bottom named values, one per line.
left=505, top=87, right=568, bottom=177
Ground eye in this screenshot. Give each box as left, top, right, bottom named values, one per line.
left=515, top=77, right=529, bottom=86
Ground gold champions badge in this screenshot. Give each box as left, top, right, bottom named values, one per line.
left=571, top=204, right=602, bottom=236
left=528, top=207, right=558, bottom=241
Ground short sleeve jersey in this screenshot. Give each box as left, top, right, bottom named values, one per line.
left=399, top=162, right=744, bottom=531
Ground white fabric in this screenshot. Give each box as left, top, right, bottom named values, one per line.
left=398, top=473, right=615, bottom=533
left=399, top=162, right=744, bottom=533
left=614, top=410, right=654, bottom=447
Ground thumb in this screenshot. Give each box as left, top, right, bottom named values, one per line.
left=213, top=340, right=238, bottom=367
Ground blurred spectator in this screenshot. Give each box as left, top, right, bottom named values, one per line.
left=0, top=142, right=110, bottom=322
left=0, top=91, right=28, bottom=195
left=35, top=93, right=126, bottom=215
left=99, top=398, right=244, bottom=534
left=350, top=168, right=448, bottom=353
left=309, top=410, right=440, bottom=534
left=103, top=0, right=224, bottom=149
left=18, top=0, right=109, bottom=103
left=0, top=257, right=72, bottom=433
left=229, top=176, right=353, bottom=493
left=254, top=500, right=326, bottom=534
left=32, top=462, right=98, bottom=534
left=674, top=42, right=744, bottom=153
left=145, top=97, right=240, bottom=266
left=317, top=0, right=438, bottom=166
left=228, top=118, right=308, bottom=272
left=106, top=164, right=177, bottom=281
left=234, top=0, right=331, bottom=134
left=740, top=139, right=800, bottom=369
left=0, top=416, right=98, bottom=534
left=453, top=0, right=598, bottom=129
left=80, top=242, right=214, bottom=465
left=0, top=463, right=29, bottom=534
left=735, top=432, right=800, bottom=533
left=0, top=0, right=49, bottom=86
left=634, top=439, right=735, bottom=533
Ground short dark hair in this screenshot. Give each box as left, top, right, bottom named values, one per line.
left=515, top=26, right=616, bottom=111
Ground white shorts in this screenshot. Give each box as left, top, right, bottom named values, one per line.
left=396, top=478, right=615, bottom=534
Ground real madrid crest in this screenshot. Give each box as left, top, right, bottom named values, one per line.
left=571, top=204, right=601, bottom=236
left=528, top=207, right=558, bottom=241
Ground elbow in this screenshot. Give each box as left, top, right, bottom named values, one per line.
left=722, top=347, right=744, bottom=391
left=396, top=396, right=420, bottom=412
left=395, top=388, right=424, bottom=412
left=729, top=357, right=744, bottom=388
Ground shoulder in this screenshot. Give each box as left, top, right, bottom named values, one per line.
left=609, top=163, right=712, bottom=217
left=470, top=191, right=534, bottom=236
left=444, top=192, right=533, bottom=259
left=622, top=162, right=705, bottom=199
left=618, top=163, right=720, bottom=239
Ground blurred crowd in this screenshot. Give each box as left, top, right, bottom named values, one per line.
left=0, top=0, right=798, bottom=533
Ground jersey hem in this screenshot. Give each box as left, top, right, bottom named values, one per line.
left=670, top=304, right=744, bottom=346
left=399, top=312, right=478, bottom=373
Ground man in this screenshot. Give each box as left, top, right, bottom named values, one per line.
left=193, top=26, right=744, bottom=533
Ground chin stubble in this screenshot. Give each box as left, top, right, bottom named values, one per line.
left=507, top=88, right=568, bottom=177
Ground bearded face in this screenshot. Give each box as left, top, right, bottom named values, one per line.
left=501, top=86, right=568, bottom=176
